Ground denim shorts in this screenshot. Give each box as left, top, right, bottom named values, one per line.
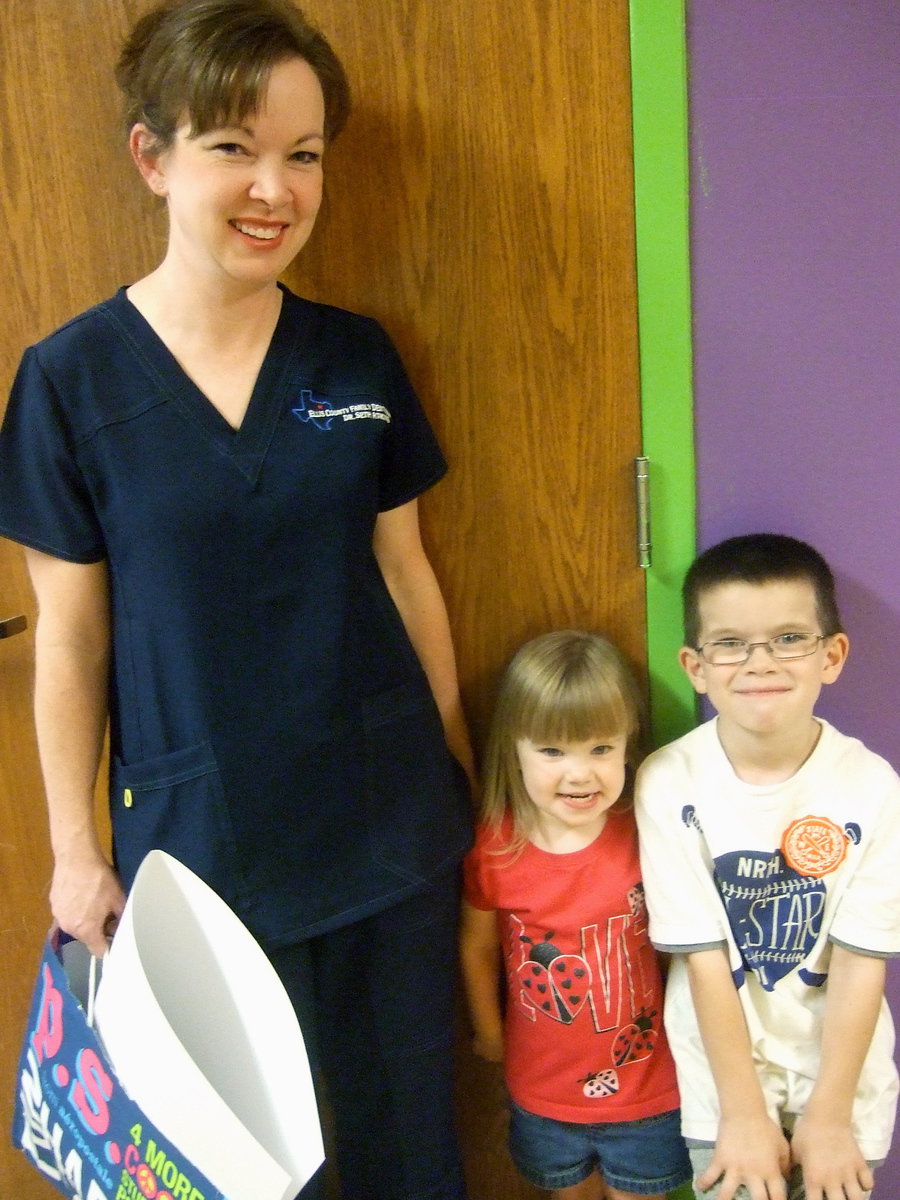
left=509, top=1101, right=693, bottom=1193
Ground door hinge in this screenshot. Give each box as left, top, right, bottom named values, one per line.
left=634, top=457, right=651, bottom=569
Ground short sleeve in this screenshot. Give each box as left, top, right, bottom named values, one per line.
left=372, top=325, right=447, bottom=512
left=635, top=752, right=730, bottom=951
left=829, top=760, right=900, bottom=957
left=0, top=346, right=105, bottom=562
left=462, top=823, right=505, bottom=911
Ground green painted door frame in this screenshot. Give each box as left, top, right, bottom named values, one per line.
left=629, top=0, right=697, bottom=747
left=629, top=19, right=701, bottom=1196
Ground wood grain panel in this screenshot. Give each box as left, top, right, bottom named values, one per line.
left=1, top=3, right=151, bottom=1196
left=294, top=0, right=645, bottom=746
left=0, top=1, right=643, bottom=1196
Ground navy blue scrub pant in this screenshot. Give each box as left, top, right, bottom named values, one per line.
left=267, top=870, right=468, bottom=1200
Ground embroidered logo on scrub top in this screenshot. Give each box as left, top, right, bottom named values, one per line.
left=292, top=388, right=391, bottom=430
left=293, top=389, right=335, bottom=429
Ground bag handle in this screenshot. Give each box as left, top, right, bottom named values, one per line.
left=86, top=951, right=103, bottom=1029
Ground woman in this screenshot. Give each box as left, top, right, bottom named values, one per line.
left=0, top=2, right=473, bottom=1196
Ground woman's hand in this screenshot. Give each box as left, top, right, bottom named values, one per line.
left=51, top=848, right=126, bottom=958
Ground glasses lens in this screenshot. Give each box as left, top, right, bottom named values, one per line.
left=700, top=633, right=822, bottom=664
left=702, top=640, right=747, bottom=664
left=769, top=633, right=821, bottom=658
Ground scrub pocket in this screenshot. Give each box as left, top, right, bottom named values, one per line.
left=111, top=741, right=245, bottom=903
left=362, top=683, right=473, bottom=882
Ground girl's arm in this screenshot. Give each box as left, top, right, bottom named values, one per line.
left=686, top=946, right=790, bottom=1200
left=24, top=548, right=126, bottom=958
left=372, top=498, right=475, bottom=786
left=789, top=944, right=882, bottom=1200
left=459, top=900, right=504, bottom=1061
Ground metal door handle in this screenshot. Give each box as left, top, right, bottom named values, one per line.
left=0, top=614, right=27, bottom=639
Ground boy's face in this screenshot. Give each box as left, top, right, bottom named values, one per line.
left=679, top=578, right=848, bottom=742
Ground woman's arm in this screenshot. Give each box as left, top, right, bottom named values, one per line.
left=459, top=900, right=504, bottom=1062
left=24, top=548, right=125, bottom=957
left=686, top=946, right=790, bottom=1200
left=789, top=945, right=883, bottom=1200
left=372, top=498, right=475, bottom=786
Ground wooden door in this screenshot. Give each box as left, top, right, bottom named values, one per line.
left=0, top=2, right=643, bottom=1197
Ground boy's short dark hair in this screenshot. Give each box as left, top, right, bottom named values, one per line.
left=683, top=532, right=844, bottom=647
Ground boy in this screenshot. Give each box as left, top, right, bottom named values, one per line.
left=635, top=533, right=900, bottom=1200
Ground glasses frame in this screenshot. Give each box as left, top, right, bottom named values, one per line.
left=694, top=633, right=828, bottom=666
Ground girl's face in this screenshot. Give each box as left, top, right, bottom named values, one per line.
left=516, top=733, right=628, bottom=850
left=133, top=56, right=325, bottom=291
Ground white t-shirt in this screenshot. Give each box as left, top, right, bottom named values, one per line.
left=635, top=718, right=900, bottom=1158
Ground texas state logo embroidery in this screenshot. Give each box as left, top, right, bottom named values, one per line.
left=292, top=388, right=335, bottom=430
left=292, top=388, right=391, bottom=430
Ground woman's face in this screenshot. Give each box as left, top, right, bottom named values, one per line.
left=137, top=56, right=326, bottom=290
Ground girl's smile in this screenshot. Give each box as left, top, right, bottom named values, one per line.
left=517, top=734, right=628, bottom=851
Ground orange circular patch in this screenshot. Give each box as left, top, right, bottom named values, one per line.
left=781, top=815, right=847, bottom=877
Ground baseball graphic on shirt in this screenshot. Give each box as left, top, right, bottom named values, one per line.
left=714, top=848, right=829, bottom=989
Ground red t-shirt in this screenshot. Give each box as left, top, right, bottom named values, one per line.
left=464, top=809, right=681, bottom=1123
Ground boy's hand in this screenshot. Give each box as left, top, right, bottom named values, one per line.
left=697, top=1113, right=790, bottom=1200
left=789, top=1117, right=873, bottom=1200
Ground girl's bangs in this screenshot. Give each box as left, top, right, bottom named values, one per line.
left=517, top=673, right=633, bottom=745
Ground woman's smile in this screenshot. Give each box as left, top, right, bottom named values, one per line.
left=230, top=219, right=287, bottom=242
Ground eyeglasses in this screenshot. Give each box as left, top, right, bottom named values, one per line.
left=694, top=633, right=828, bottom=666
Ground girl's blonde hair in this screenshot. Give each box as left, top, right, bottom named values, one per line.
left=481, top=630, right=646, bottom=854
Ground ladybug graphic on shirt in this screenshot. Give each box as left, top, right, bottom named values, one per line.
left=611, top=1006, right=659, bottom=1065
left=580, top=1067, right=620, bottom=1099
left=579, top=1008, right=659, bottom=1101
left=516, top=932, right=590, bottom=1024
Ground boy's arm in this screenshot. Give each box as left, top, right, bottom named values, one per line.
left=789, top=944, right=882, bottom=1200
left=686, top=947, right=790, bottom=1200
left=459, top=900, right=504, bottom=1062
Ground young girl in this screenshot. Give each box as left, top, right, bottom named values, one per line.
left=461, top=631, right=691, bottom=1200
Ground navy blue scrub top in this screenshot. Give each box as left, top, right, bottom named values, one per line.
left=0, top=286, right=472, bottom=945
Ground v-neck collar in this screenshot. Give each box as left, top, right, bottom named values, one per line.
left=103, top=283, right=307, bottom=486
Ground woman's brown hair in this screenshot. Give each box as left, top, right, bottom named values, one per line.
left=116, top=0, right=350, bottom=149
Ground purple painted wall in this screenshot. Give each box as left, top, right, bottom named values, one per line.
left=686, top=0, right=900, bottom=1191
